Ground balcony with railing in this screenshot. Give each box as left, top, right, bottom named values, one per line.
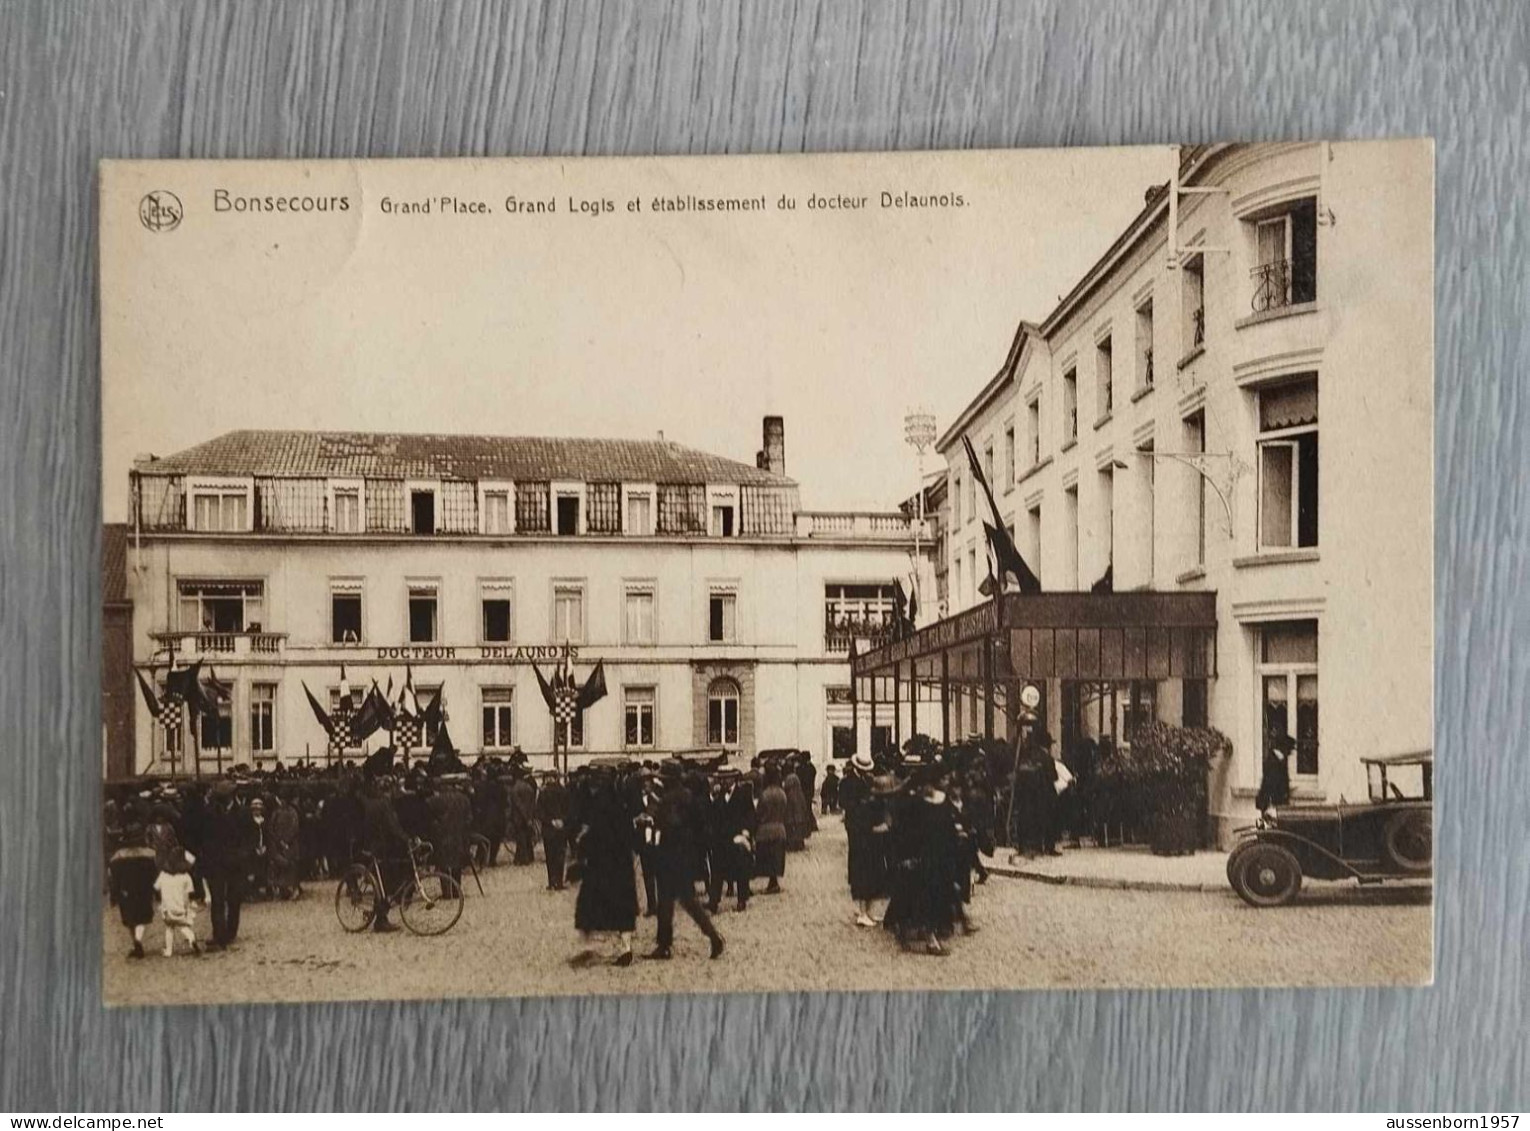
left=797, top=511, right=927, bottom=540
left=824, top=615, right=902, bottom=655
left=1249, top=258, right=1317, bottom=315
left=150, top=630, right=288, bottom=659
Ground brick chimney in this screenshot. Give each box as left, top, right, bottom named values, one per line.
left=757, top=415, right=785, bottom=476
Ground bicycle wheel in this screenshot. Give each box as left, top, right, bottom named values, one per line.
left=335, top=864, right=379, bottom=932
left=399, top=868, right=464, bottom=936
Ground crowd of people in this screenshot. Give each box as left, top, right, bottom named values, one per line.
left=104, top=727, right=1101, bottom=967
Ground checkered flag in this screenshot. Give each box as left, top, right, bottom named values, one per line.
left=329, top=704, right=356, bottom=755
left=394, top=713, right=421, bottom=752
left=156, top=697, right=183, bottom=730
left=553, top=685, right=579, bottom=725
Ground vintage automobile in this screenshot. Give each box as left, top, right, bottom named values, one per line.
left=1227, top=750, right=1433, bottom=907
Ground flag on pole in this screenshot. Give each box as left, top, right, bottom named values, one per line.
left=575, top=660, right=608, bottom=711
left=963, top=435, right=1042, bottom=595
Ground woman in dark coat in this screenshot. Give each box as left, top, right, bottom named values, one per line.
left=107, top=823, right=159, bottom=959
left=1010, top=730, right=1059, bottom=857
left=571, top=773, right=639, bottom=967
left=883, top=780, right=961, bottom=955
left=783, top=770, right=810, bottom=852
left=844, top=762, right=891, bottom=926
left=753, top=766, right=789, bottom=893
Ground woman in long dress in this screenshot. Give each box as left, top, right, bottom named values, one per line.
left=783, top=770, right=810, bottom=852
left=571, top=771, right=639, bottom=967
left=753, top=766, right=789, bottom=894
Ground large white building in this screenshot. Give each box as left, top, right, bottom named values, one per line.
left=863, top=141, right=1432, bottom=841
left=123, top=417, right=931, bottom=775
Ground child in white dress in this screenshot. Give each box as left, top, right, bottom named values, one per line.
left=154, top=850, right=202, bottom=957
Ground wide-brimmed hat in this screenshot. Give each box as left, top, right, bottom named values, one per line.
left=849, top=752, right=875, bottom=773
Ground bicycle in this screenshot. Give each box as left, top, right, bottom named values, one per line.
left=334, top=839, right=464, bottom=936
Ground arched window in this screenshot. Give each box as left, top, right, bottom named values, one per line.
left=707, top=677, right=741, bottom=748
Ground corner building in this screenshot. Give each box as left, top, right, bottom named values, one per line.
left=928, top=141, right=1432, bottom=842
left=125, top=418, right=928, bottom=775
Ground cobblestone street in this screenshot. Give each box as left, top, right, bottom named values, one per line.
left=103, top=821, right=1432, bottom=1006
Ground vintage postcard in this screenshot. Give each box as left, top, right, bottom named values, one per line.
left=99, top=142, right=1433, bottom=1006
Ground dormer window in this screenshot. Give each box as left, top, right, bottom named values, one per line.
left=329, top=479, right=364, bottom=533
left=708, top=486, right=739, bottom=537
left=187, top=477, right=252, bottom=532
left=556, top=494, right=580, bottom=535
left=406, top=484, right=438, bottom=535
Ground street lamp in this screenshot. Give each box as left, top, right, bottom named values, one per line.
left=903, top=408, right=937, bottom=622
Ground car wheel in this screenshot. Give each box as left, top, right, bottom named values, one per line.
left=1230, top=842, right=1303, bottom=907
left=1382, top=809, right=1432, bottom=873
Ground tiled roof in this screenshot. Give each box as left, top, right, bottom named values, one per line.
left=133, top=430, right=795, bottom=487
left=103, top=523, right=130, bottom=605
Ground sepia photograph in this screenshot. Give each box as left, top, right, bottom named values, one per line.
left=98, top=140, right=1434, bottom=1006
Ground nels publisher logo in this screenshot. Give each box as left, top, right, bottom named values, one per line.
left=138, top=190, right=183, bottom=233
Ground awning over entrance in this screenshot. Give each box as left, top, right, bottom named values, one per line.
left=851, top=591, right=1217, bottom=680
left=846, top=591, right=1218, bottom=753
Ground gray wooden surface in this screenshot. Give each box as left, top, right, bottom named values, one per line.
left=1, top=0, right=1525, bottom=1112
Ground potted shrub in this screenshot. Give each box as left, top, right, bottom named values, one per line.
left=1125, top=722, right=1232, bottom=855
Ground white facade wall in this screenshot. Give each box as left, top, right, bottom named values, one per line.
left=128, top=531, right=930, bottom=773
left=937, top=141, right=1433, bottom=837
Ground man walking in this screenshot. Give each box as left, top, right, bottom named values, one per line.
left=202, top=781, right=256, bottom=950
left=647, top=767, right=725, bottom=961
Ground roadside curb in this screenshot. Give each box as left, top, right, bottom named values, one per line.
left=985, top=862, right=1227, bottom=894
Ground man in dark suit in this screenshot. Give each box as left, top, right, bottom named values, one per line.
left=360, top=776, right=411, bottom=932
left=705, top=770, right=754, bottom=913
left=647, top=767, right=724, bottom=960
left=1256, top=733, right=1296, bottom=815
left=201, top=781, right=257, bottom=950
left=536, top=772, right=571, bottom=890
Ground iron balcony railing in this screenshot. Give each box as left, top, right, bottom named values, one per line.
left=1250, top=258, right=1317, bottom=314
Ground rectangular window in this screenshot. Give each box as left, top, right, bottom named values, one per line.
left=983, top=444, right=995, bottom=493
left=557, top=709, right=585, bottom=750
left=410, top=489, right=436, bottom=535
left=1099, top=468, right=1115, bottom=575
left=1136, top=299, right=1155, bottom=390
left=1096, top=336, right=1113, bottom=420
left=711, top=504, right=736, bottom=537
left=408, top=583, right=438, bottom=643
left=553, top=583, right=585, bottom=643
left=624, top=686, right=656, bottom=748
left=416, top=685, right=443, bottom=749
left=1184, top=412, right=1207, bottom=566
left=250, top=683, right=276, bottom=755
left=330, top=581, right=363, bottom=644
left=1257, top=375, right=1319, bottom=550
left=201, top=694, right=233, bottom=750
left=624, top=585, right=656, bottom=644
left=481, top=581, right=513, bottom=643
left=824, top=583, right=897, bottom=650
left=1251, top=198, right=1318, bottom=311
left=1003, top=425, right=1016, bottom=487
left=1027, top=504, right=1042, bottom=576
left=708, top=589, right=737, bottom=643
left=555, top=494, right=580, bottom=536
left=481, top=687, right=515, bottom=750
left=1182, top=253, right=1206, bottom=354
left=1063, top=368, right=1078, bottom=442
left=481, top=489, right=512, bottom=535
left=1259, top=620, right=1319, bottom=776
left=952, top=474, right=962, bottom=528
left=707, top=689, right=739, bottom=747
left=332, top=487, right=361, bottom=533
left=626, top=491, right=653, bottom=536
left=177, top=580, right=264, bottom=634
left=190, top=488, right=250, bottom=533
left=1064, top=486, right=1080, bottom=589
left=1027, top=397, right=1041, bottom=466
